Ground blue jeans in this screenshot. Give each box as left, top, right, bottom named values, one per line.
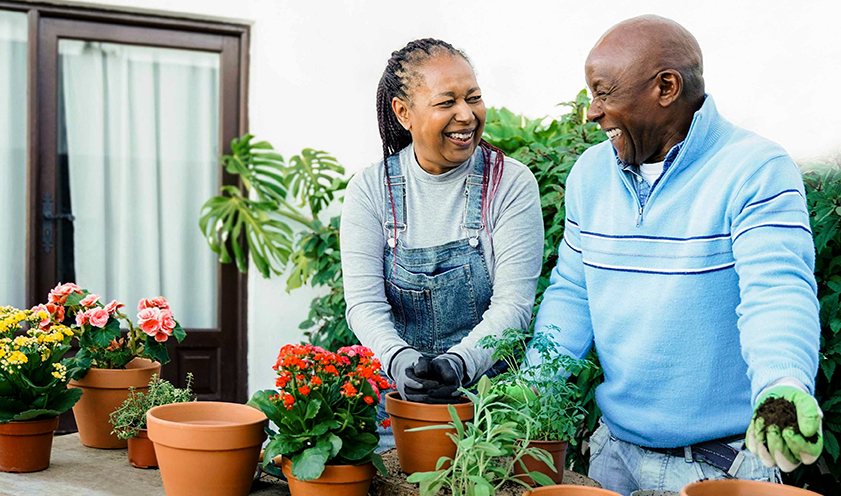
left=588, top=421, right=780, bottom=496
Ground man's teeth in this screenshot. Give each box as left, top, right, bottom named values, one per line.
left=446, top=131, right=474, bottom=141
left=605, top=128, right=622, bottom=139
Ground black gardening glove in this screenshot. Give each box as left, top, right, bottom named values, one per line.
left=390, top=350, right=442, bottom=402
left=426, top=353, right=467, bottom=404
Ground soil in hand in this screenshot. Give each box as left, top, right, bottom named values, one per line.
left=755, top=397, right=818, bottom=443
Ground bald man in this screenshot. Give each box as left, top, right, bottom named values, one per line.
left=530, top=15, right=822, bottom=495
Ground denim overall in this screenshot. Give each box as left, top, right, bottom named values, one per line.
left=376, top=150, right=493, bottom=450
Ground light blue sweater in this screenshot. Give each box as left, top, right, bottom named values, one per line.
left=532, top=96, right=820, bottom=448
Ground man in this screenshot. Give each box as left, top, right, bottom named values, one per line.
left=530, top=15, right=823, bottom=495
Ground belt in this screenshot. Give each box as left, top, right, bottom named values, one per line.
left=643, top=435, right=746, bottom=476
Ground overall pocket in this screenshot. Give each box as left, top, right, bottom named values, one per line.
left=385, top=281, right=433, bottom=349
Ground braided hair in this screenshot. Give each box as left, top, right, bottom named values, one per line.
left=376, top=38, right=505, bottom=252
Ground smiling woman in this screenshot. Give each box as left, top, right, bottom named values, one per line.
left=340, top=38, right=544, bottom=451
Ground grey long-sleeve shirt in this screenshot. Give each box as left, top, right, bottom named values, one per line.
left=340, top=144, right=543, bottom=380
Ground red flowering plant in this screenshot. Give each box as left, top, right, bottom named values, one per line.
left=47, top=283, right=186, bottom=379
left=248, top=344, right=392, bottom=481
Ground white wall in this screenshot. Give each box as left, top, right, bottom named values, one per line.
left=77, top=0, right=841, bottom=395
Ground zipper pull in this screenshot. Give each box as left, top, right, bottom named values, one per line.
left=636, top=207, right=643, bottom=227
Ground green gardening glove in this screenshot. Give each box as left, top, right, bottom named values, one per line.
left=500, top=383, right=538, bottom=405
left=746, top=385, right=823, bottom=472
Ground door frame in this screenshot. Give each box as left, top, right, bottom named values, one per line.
left=0, top=0, right=250, bottom=404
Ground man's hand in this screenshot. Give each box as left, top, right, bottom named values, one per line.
left=391, top=350, right=442, bottom=402
left=425, top=354, right=466, bottom=404
left=746, top=385, right=823, bottom=472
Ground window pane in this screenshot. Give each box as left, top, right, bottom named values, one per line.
left=58, top=40, right=220, bottom=328
left=0, top=11, right=27, bottom=309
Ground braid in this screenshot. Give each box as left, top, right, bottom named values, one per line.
left=375, top=39, right=505, bottom=253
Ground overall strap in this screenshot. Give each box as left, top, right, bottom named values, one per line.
left=383, top=153, right=407, bottom=246
left=462, top=149, right=485, bottom=245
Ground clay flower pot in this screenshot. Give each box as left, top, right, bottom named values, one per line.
left=524, top=486, right=623, bottom=495
left=385, top=391, right=473, bottom=474
left=68, top=357, right=161, bottom=448
left=0, top=416, right=60, bottom=473
left=680, top=479, right=822, bottom=495
left=281, top=456, right=375, bottom=496
left=127, top=428, right=157, bottom=469
left=514, top=439, right=568, bottom=486
left=147, top=401, right=267, bottom=496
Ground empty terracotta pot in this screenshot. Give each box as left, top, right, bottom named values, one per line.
left=147, top=401, right=267, bottom=496
left=127, top=428, right=157, bottom=469
left=0, top=416, right=60, bottom=473
left=680, top=479, right=821, bottom=495
left=385, top=391, right=473, bottom=474
left=281, top=456, right=375, bottom=496
left=514, top=439, right=568, bottom=486
left=524, top=485, right=623, bottom=495
left=69, top=357, right=161, bottom=448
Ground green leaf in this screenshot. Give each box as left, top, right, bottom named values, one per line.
left=64, top=292, right=85, bottom=307
left=825, top=430, right=840, bottom=462
left=529, top=470, right=556, bottom=487
left=172, top=323, right=186, bottom=343
left=304, top=397, right=322, bottom=421
left=263, top=434, right=304, bottom=464
left=46, top=388, right=83, bottom=414
left=338, top=432, right=377, bottom=461
left=291, top=445, right=330, bottom=481
left=142, top=338, right=170, bottom=365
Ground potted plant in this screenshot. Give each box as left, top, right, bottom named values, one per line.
left=481, top=328, right=592, bottom=486
left=406, top=375, right=557, bottom=495
left=680, top=479, right=820, bottom=495
left=51, top=283, right=187, bottom=448
left=0, top=304, right=82, bottom=472
left=247, top=343, right=391, bottom=496
left=109, top=373, right=194, bottom=468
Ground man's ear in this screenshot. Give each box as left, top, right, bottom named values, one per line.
left=392, top=97, right=411, bottom=131
left=656, top=70, right=683, bottom=107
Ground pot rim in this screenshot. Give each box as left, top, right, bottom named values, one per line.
left=147, top=401, right=267, bottom=451
left=280, top=456, right=376, bottom=483
left=680, top=478, right=820, bottom=495
left=68, top=357, right=161, bottom=389
left=384, top=391, right=473, bottom=421
left=0, top=416, right=60, bottom=436
left=147, top=402, right=267, bottom=431
left=526, top=486, right=622, bottom=495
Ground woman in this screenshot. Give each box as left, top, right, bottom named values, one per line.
left=340, top=38, right=543, bottom=428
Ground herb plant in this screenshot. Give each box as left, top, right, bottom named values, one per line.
left=480, top=328, right=591, bottom=444
left=109, top=373, right=194, bottom=440
left=0, top=305, right=81, bottom=422
left=247, top=344, right=391, bottom=481
left=406, top=375, right=556, bottom=495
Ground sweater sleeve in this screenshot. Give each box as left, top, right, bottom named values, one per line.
left=340, top=170, right=409, bottom=376
left=529, top=166, right=595, bottom=367
left=447, top=165, right=544, bottom=381
left=729, top=155, right=820, bottom=403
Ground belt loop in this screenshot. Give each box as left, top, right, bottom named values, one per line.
left=727, top=450, right=745, bottom=477
left=684, top=446, right=693, bottom=463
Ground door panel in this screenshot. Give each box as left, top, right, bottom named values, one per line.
left=33, top=17, right=247, bottom=430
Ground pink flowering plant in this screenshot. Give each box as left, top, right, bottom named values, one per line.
left=49, top=283, right=186, bottom=378
left=247, top=344, right=391, bottom=481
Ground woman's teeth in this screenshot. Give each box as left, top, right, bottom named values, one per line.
left=446, top=130, right=474, bottom=141
left=606, top=128, right=622, bottom=140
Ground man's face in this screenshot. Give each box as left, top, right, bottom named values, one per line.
left=585, top=45, right=667, bottom=166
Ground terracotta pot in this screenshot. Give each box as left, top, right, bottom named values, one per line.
left=0, top=416, right=60, bottom=473
left=524, top=486, right=623, bottom=495
left=147, top=401, right=267, bottom=496
left=513, top=439, right=568, bottom=486
left=68, top=357, right=161, bottom=448
left=281, top=456, right=375, bottom=496
left=680, top=479, right=822, bottom=495
left=127, top=428, right=157, bottom=469
left=385, top=391, right=473, bottom=474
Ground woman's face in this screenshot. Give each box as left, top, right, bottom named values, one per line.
left=392, top=55, right=486, bottom=175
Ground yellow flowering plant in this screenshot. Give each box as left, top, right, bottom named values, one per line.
left=0, top=305, right=82, bottom=423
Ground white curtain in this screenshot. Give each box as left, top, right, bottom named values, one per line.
left=0, top=11, right=28, bottom=309
left=59, top=41, right=219, bottom=328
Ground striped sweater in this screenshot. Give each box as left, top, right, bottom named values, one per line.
left=532, top=95, right=820, bottom=448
